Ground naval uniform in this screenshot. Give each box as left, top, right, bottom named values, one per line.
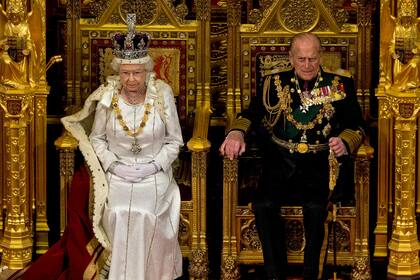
left=229, top=67, right=364, bottom=279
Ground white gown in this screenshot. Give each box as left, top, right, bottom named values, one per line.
left=63, top=74, right=183, bottom=280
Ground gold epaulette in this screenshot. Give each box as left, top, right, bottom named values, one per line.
left=230, top=116, right=251, bottom=133
left=323, top=67, right=353, bottom=78
left=339, top=128, right=364, bottom=154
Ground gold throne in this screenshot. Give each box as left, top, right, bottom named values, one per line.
left=54, top=1, right=212, bottom=278
left=220, top=1, right=374, bottom=279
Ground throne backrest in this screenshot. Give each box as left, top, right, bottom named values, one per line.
left=250, top=42, right=354, bottom=100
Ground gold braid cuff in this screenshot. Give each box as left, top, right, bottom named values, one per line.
left=339, top=128, right=363, bottom=154
left=230, top=117, right=251, bottom=134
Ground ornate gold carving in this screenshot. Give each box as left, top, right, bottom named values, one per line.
left=322, top=0, right=349, bottom=28
left=0, top=89, right=34, bottom=268
left=379, top=99, right=392, bottom=119
left=380, top=0, right=419, bottom=91
left=387, top=95, right=420, bottom=276
left=328, top=221, right=351, bottom=253
left=248, top=9, right=263, bottom=25
left=80, top=0, right=110, bottom=21
left=223, top=158, right=238, bottom=183
left=35, top=98, right=46, bottom=117
left=178, top=213, right=190, bottom=246
left=399, top=102, right=414, bottom=118
left=119, top=0, right=159, bottom=26
left=285, top=219, right=305, bottom=252
left=227, top=1, right=240, bottom=27
left=277, top=0, right=319, bottom=33
left=0, top=0, right=44, bottom=88
left=195, top=0, right=210, bottom=21
left=188, top=249, right=209, bottom=278
left=221, top=255, right=240, bottom=280
left=240, top=219, right=261, bottom=251
left=55, top=130, right=77, bottom=235
left=6, top=99, right=22, bottom=115
left=174, top=3, right=188, bottom=22
left=351, top=256, right=372, bottom=280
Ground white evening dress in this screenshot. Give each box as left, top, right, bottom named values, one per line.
left=63, top=74, right=183, bottom=280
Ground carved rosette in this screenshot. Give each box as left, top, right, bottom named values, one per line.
left=221, top=255, right=240, bottom=280
left=277, top=0, right=319, bottom=32
left=188, top=248, right=209, bottom=278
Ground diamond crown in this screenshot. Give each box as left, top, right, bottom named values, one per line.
left=112, top=14, right=151, bottom=60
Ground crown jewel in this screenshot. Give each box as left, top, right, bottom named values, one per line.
left=112, top=14, right=151, bottom=60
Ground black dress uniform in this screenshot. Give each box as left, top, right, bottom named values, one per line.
left=229, top=67, right=364, bottom=279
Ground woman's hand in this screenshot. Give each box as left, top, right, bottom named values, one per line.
left=134, top=162, right=160, bottom=178
left=111, top=163, right=143, bottom=182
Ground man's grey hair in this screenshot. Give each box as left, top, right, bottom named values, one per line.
left=289, top=32, right=322, bottom=53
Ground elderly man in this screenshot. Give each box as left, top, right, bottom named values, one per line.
left=220, top=32, right=364, bottom=279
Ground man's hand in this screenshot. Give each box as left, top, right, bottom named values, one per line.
left=329, top=137, right=348, bottom=157
left=219, top=130, right=246, bottom=160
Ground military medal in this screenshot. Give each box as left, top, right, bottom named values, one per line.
left=297, top=132, right=309, bottom=153
left=297, top=143, right=309, bottom=153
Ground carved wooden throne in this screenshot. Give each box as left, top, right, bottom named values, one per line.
left=55, top=1, right=211, bottom=278
left=220, top=1, right=374, bottom=279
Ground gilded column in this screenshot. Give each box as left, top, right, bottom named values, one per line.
left=186, top=148, right=210, bottom=278
left=226, top=0, right=241, bottom=128
left=0, top=92, right=34, bottom=268
left=221, top=158, right=240, bottom=280
left=66, top=0, right=82, bottom=108
left=187, top=1, right=211, bottom=278
left=351, top=145, right=374, bottom=279
left=54, top=132, right=78, bottom=236
left=33, top=86, right=50, bottom=254
left=221, top=1, right=241, bottom=278
left=387, top=93, right=420, bottom=278
left=374, top=75, right=393, bottom=257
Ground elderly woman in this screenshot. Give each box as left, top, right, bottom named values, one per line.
left=87, top=28, right=183, bottom=280
left=84, top=17, right=183, bottom=279
left=23, top=14, right=183, bottom=280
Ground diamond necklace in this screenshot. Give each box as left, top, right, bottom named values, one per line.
left=112, top=92, right=152, bottom=154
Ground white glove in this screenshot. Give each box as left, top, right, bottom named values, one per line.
left=109, top=162, right=142, bottom=182
left=134, top=162, right=161, bottom=178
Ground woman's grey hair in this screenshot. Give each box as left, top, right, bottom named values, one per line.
left=110, top=56, right=155, bottom=73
